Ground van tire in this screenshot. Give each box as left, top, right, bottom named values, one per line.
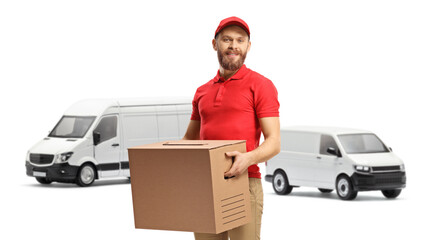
left=318, top=188, right=333, bottom=193
left=381, top=189, right=402, bottom=199
left=336, top=175, right=358, bottom=200
left=76, top=163, right=96, bottom=187
left=36, top=177, right=52, bottom=184
left=273, top=170, right=292, bottom=195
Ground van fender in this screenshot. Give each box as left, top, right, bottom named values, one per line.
left=335, top=172, right=355, bottom=190
left=75, top=156, right=98, bottom=167
left=74, top=156, right=100, bottom=179
left=273, top=168, right=290, bottom=182
left=335, top=172, right=350, bottom=182
left=335, top=166, right=355, bottom=180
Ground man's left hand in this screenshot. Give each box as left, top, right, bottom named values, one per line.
left=224, top=151, right=253, bottom=178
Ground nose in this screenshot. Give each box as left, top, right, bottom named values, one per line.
left=228, top=40, right=237, bottom=50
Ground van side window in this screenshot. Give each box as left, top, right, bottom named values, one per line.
left=282, top=132, right=320, bottom=153
left=94, top=116, right=118, bottom=143
left=319, top=135, right=339, bottom=155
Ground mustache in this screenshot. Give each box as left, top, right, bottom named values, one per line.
left=217, top=48, right=247, bottom=71
left=225, top=50, right=241, bottom=54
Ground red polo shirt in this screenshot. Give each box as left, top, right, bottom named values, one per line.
left=191, top=65, right=280, bottom=178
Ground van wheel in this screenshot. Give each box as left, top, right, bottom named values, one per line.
left=336, top=175, right=358, bottom=200
left=76, top=163, right=96, bottom=187
left=273, top=170, right=292, bottom=195
left=36, top=177, right=52, bottom=184
left=381, top=189, right=402, bottom=199
left=318, top=188, right=333, bottom=193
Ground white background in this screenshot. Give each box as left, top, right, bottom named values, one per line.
left=1, top=0, right=435, bottom=239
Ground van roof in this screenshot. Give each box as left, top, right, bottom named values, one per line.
left=64, top=97, right=191, bottom=116
left=281, top=126, right=372, bottom=135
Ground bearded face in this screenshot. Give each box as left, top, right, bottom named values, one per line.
left=214, top=25, right=251, bottom=72
left=217, top=43, right=248, bottom=71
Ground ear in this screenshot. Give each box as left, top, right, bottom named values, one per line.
left=247, top=40, right=251, bottom=52
left=212, top=38, right=218, bottom=51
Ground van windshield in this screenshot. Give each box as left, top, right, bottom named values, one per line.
left=338, top=133, right=389, bottom=154
left=49, top=116, right=96, bottom=138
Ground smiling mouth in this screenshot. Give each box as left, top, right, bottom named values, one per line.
left=226, top=52, right=239, bottom=58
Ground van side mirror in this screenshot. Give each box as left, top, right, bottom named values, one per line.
left=93, top=131, right=101, bottom=145
left=389, top=147, right=393, bottom=152
left=327, top=147, right=342, bottom=157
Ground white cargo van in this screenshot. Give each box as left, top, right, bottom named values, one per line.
left=265, top=126, right=406, bottom=200
left=26, top=98, right=191, bottom=187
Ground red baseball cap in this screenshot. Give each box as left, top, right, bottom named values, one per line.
left=214, top=16, right=250, bottom=38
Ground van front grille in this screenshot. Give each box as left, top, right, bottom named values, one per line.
left=352, top=172, right=406, bottom=190
left=372, top=166, right=401, bottom=172
left=374, top=173, right=404, bottom=185
left=30, top=154, right=54, bottom=165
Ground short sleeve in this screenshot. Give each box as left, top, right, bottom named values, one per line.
left=190, top=89, right=201, bottom=121
left=254, top=79, right=280, bottom=118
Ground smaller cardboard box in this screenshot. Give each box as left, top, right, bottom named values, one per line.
left=128, top=140, right=251, bottom=234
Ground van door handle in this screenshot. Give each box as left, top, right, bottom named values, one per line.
left=317, top=156, right=321, bottom=159
left=112, top=143, right=119, bottom=147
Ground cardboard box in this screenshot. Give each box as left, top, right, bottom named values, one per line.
left=128, top=140, right=251, bottom=234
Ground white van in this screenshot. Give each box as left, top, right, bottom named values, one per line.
left=26, top=98, right=191, bottom=187
left=265, top=126, right=406, bottom=200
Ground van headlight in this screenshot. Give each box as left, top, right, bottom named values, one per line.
left=355, top=165, right=370, bottom=172
left=54, top=152, right=74, bottom=163
left=400, top=164, right=405, bottom=171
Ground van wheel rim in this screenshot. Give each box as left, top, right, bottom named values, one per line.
left=274, top=174, right=285, bottom=192
left=338, top=179, right=349, bottom=197
left=81, top=166, right=95, bottom=184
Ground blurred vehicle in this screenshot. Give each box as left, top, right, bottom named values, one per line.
left=265, top=126, right=406, bottom=200
left=26, top=98, right=191, bottom=186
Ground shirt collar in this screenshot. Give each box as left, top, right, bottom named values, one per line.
left=213, top=64, right=249, bottom=83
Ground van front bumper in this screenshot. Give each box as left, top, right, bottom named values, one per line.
left=26, top=162, right=79, bottom=183
left=265, top=174, right=273, bottom=183
left=351, top=171, right=406, bottom=191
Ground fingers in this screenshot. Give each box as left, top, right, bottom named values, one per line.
left=225, top=151, right=239, bottom=157
left=224, top=164, right=236, bottom=178
left=225, top=166, right=244, bottom=178
left=224, top=151, right=240, bottom=178
left=224, top=151, right=252, bottom=178
left=224, top=171, right=235, bottom=178
left=224, top=169, right=237, bottom=178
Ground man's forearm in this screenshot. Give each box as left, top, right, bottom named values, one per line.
left=183, top=120, right=201, bottom=140
left=245, top=116, right=281, bottom=165
left=246, top=136, right=281, bottom=165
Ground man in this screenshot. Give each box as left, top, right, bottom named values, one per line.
left=183, top=16, right=280, bottom=240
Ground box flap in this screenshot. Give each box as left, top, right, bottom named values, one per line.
left=129, top=140, right=246, bottom=150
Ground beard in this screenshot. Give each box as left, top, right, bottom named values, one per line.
left=217, top=48, right=248, bottom=71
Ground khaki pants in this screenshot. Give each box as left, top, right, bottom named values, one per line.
left=194, top=178, right=264, bottom=240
